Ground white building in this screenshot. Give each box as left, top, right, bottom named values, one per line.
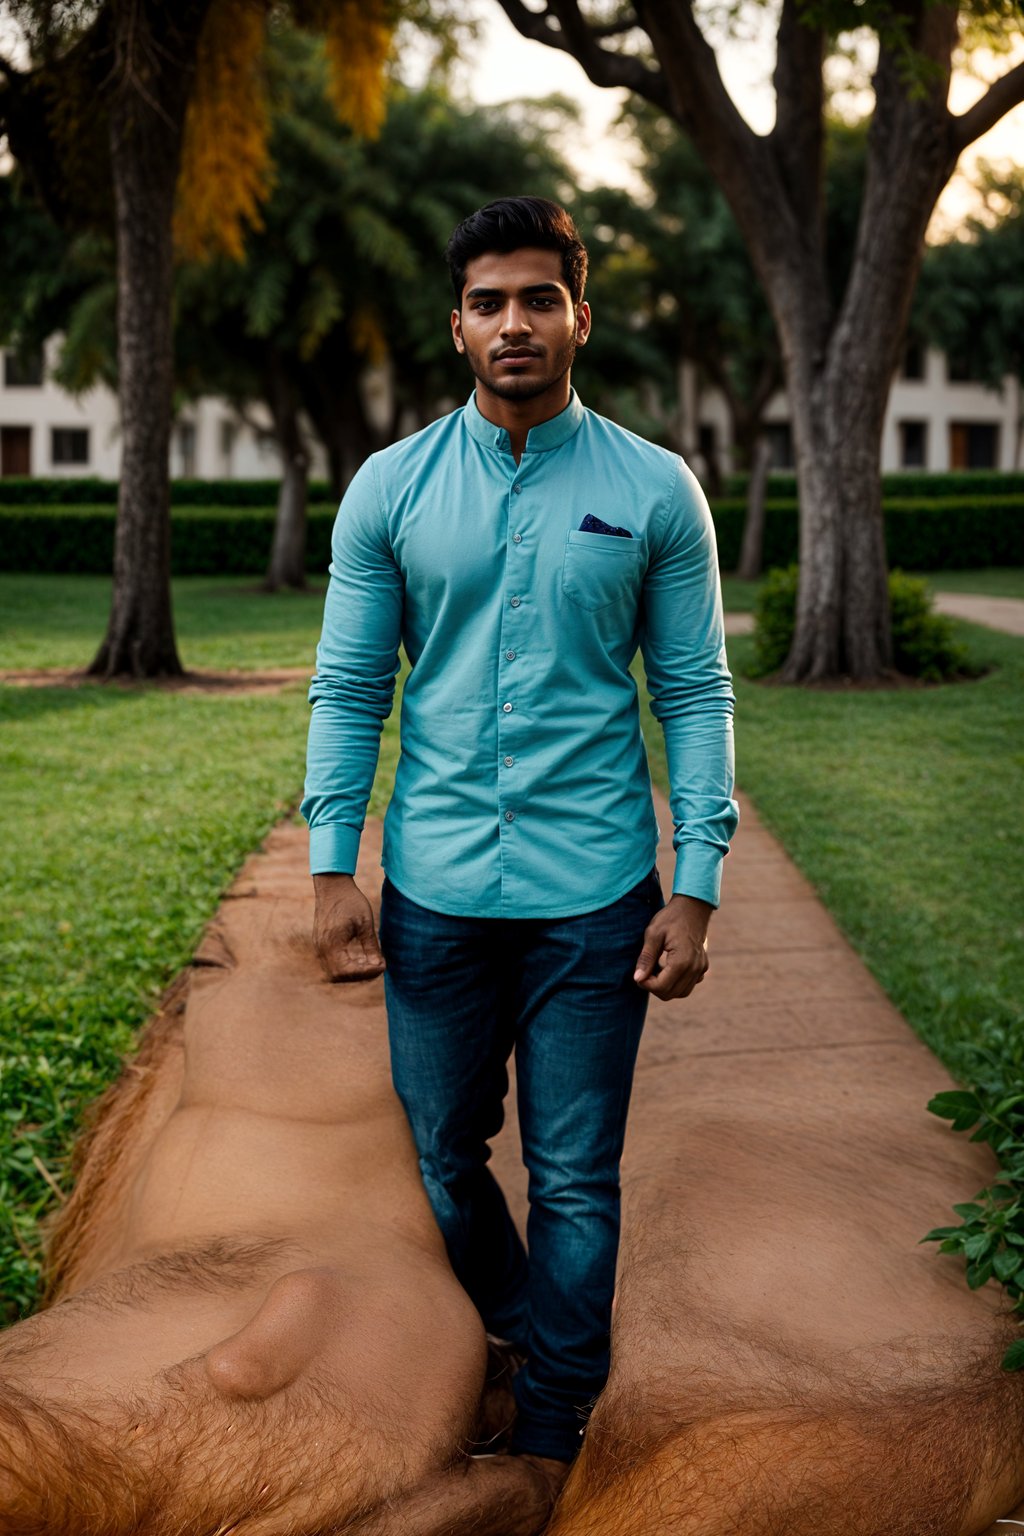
left=677, top=345, right=1021, bottom=479
left=0, top=337, right=329, bottom=480
left=1, top=336, right=1020, bottom=481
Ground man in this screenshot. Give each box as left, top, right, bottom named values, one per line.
left=0, top=822, right=561, bottom=1534
left=304, top=195, right=738, bottom=1471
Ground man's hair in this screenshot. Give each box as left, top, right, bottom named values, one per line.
left=445, top=196, right=588, bottom=307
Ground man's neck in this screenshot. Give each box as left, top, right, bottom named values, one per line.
left=473, top=378, right=572, bottom=464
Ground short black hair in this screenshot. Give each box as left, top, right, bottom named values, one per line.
left=445, top=196, right=589, bottom=307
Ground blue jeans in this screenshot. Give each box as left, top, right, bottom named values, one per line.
left=378, top=867, right=663, bottom=1461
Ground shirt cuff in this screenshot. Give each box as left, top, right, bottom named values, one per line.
left=671, top=843, right=725, bottom=908
left=309, top=821, right=362, bottom=876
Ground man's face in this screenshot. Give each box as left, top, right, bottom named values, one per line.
left=451, top=247, right=590, bottom=404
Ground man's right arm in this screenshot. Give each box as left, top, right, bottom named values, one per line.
left=301, top=456, right=403, bottom=981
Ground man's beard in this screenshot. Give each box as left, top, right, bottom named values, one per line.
left=465, top=332, right=577, bottom=401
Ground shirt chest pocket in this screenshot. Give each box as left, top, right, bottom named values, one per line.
left=562, top=529, right=643, bottom=612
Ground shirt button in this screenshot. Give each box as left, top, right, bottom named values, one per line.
left=504, top=755, right=515, bottom=767
left=513, top=484, right=522, bottom=494
left=504, top=810, right=515, bottom=821
left=505, top=649, right=516, bottom=661
left=502, top=702, right=513, bottom=713
left=510, top=595, right=521, bottom=608
left=513, top=533, right=522, bottom=544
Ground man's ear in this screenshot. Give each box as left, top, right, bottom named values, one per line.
left=204, top=1270, right=338, bottom=1400
left=575, top=300, right=592, bottom=347
left=451, top=307, right=465, bottom=354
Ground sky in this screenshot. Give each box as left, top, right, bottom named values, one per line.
left=444, top=0, right=1024, bottom=240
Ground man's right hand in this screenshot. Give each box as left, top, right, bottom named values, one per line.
left=312, top=873, right=386, bottom=982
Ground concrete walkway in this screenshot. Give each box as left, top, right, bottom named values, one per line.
left=725, top=590, right=1024, bottom=642
left=933, top=591, right=1024, bottom=636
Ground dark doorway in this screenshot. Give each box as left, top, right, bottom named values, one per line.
left=0, top=426, right=31, bottom=476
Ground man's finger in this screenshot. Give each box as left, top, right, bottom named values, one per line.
left=640, top=949, right=707, bottom=999
left=633, top=931, right=665, bottom=981
left=324, top=936, right=386, bottom=982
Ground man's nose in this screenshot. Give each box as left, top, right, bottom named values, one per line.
left=500, top=302, right=532, bottom=337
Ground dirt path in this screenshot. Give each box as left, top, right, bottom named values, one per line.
left=0, top=666, right=310, bottom=694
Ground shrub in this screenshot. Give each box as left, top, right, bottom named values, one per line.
left=751, top=565, right=968, bottom=682
left=0, top=506, right=339, bottom=576
left=751, top=564, right=801, bottom=676
left=888, top=570, right=969, bottom=681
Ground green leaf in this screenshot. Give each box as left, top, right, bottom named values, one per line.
left=951, top=1202, right=985, bottom=1221
left=928, top=1090, right=983, bottom=1119
left=994, top=1250, right=1023, bottom=1283
left=966, top=1258, right=994, bottom=1288
left=1001, top=1338, right=1024, bottom=1372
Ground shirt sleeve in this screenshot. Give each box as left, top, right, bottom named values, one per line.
left=639, top=458, right=739, bottom=907
left=301, top=456, right=403, bottom=875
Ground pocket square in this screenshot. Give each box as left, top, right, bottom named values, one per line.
left=579, top=514, right=633, bottom=538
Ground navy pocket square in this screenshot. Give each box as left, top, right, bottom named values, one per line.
left=579, top=514, right=633, bottom=538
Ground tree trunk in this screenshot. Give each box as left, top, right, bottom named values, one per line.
left=781, top=361, right=892, bottom=681
left=631, top=0, right=959, bottom=682
left=264, top=360, right=309, bottom=592
left=88, top=2, right=211, bottom=679
left=737, top=435, right=771, bottom=581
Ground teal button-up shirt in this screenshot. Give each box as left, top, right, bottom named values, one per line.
left=302, top=389, right=738, bottom=918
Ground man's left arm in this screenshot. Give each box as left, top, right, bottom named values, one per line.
left=635, top=458, right=739, bottom=1002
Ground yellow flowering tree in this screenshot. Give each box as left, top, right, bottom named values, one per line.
left=0, top=0, right=397, bottom=677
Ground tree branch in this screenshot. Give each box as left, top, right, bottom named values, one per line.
left=494, top=0, right=671, bottom=111
left=771, top=0, right=826, bottom=244
left=950, top=59, right=1024, bottom=156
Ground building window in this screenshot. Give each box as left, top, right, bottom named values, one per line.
left=764, top=422, right=794, bottom=470
left=175, top=421, right=197, bottom=478
left=4, top=346, right=44, bottom=387
left=51, top=427, right=89, bottom=465
left=949, top=422, right=999, bottom=470
left=946, top=350, right=980, bottom=384
left=220, top=419, right=236, bottom=461
left=901, top=343, right=925, bottom=381
left=898, top=420, right=928, bottom=469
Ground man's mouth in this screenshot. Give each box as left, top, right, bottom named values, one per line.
left=495, top=349, right=540, bottom=361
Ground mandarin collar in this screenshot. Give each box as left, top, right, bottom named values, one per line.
left=463, top=388, right=585, bottom=455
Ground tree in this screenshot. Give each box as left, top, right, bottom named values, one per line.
left=0, top=0, right=395, bottom=676
left=492, top=0, right=1024, bottom=681
left=172, top=46, right=577, bottom=586
left=605, top=107, right=788, bottom=572
left=914, top=165, right=1024, bottom=466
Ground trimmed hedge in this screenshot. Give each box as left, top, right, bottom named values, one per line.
left=722, top=470, right=1024, bottom=500
left=0, top=505, right=338, bottom=576
left=710, top=496, right=1024, bottom=573
left=1, top=495, right=1022, bottom=574
left=0, top=477, right=336, bottom=507
left=4, top=469, right=1024, bottom=508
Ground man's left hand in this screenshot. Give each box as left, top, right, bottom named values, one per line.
left=633, top=894, right=713, bottom=1001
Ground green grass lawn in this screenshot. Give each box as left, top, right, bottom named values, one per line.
left=0, top=574, right=329, bottom=671
left=1, top=573, right=1021, bottom=1316
left=923, top=568, right=1024, bottom=600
